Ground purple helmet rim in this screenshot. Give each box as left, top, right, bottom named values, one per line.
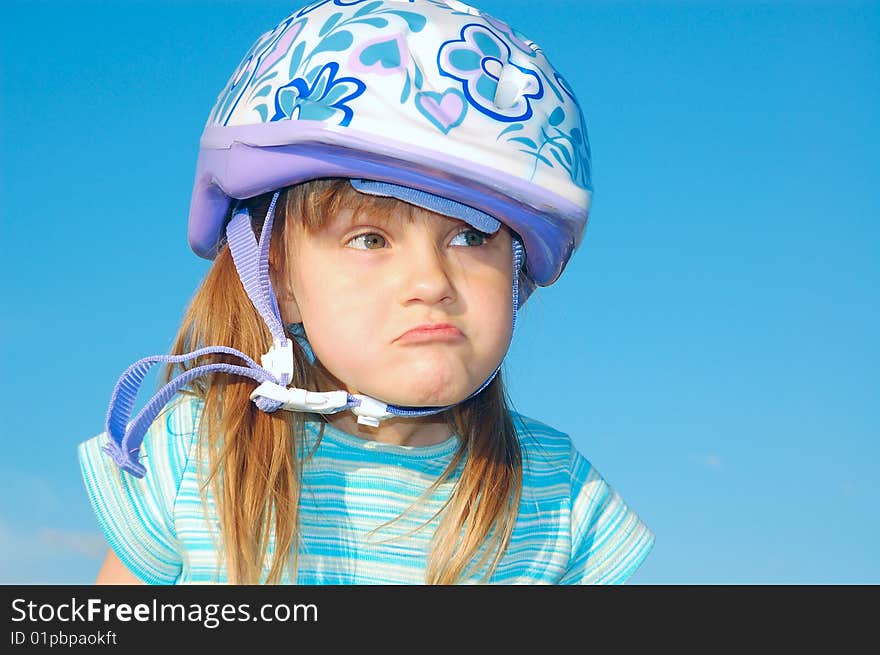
left=189, top=122, right=590, bottom=287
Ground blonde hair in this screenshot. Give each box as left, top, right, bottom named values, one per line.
left=162, top=178, right=523, bottom=584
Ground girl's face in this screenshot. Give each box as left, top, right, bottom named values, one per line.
left=278, top=200, right=514, bottom=409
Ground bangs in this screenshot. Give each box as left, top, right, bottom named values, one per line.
left=285, top=178, right=419, bottom=233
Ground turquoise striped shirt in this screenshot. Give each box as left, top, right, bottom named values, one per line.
left=78, top=392, right=654, bottom=584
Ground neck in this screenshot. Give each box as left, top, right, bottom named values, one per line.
left=325, top=411, right=454, bottom=447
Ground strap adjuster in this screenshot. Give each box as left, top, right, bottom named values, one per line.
left=260, top=338, right=294, bottom=384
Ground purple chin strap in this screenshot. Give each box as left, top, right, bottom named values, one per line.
left=102, top=189, right=524, bottom=478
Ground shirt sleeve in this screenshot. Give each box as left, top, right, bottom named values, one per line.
left=559, top=447, right=655, bottom=585
left=77, top=393, right=202, bottom=585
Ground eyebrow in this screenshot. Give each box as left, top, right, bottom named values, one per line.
left=339, top=204, right=466, bottom=230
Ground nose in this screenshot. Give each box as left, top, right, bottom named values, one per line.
left=397, top=235, right=456, bottom=307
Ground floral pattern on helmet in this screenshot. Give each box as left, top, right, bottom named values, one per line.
left=271, top=62, right=366, bottom=125
left=205, top=0, right=591, bottom=195
left=437, top=24, right=542, bottom=122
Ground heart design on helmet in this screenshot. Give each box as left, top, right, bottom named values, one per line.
left=352, top=35, right=409, bottom=76
left=415, top=89, right=467, bottom=134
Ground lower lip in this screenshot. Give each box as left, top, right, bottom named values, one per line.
left=397, top=327, right=464, bottom=344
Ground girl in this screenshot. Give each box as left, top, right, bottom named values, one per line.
left=78, top=0, right=655, bottom=585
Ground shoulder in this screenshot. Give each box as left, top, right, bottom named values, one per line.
left=76, top=391, right=206, bottom=585
left=509, top=410, right=581, bottom=480
left=508, top=408, right=648, bottom=508
left=507, top=410, right=598, bottom=513
left=509, top=410, right=627, bottom=493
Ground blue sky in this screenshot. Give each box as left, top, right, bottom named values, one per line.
left=1, top=0, right=877, bottom=584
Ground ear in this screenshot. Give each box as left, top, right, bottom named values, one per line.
left=270, top=261, right=303, bottom=324
left=275, top=287, right=302, bottom=324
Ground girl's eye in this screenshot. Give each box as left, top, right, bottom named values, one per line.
left=450, top=229, right=490, bottom=247
left=346, top=233, right=387, bottom=250
left=345, top=228, right=491, bottom=250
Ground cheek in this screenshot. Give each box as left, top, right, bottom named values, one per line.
left=489, top=283, right=515, bottom=344
left=466, top=266, right=515, bottom=352
left=296, top=280, right=387, bottom=375
left=305, top=307, right=389, bottom=393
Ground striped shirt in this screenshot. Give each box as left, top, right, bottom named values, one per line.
left=78, top=392, right=654, bottom=584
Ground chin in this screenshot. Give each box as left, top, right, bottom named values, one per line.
left=373, top=378, right=471, bottom=408
left=373, top=389, right=461, bottom=408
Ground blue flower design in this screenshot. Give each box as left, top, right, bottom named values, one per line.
left=271, top=61, right=366, bottom=126
left=437, top=23, right=542, bottom=122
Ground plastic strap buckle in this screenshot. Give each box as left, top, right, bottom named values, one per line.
left=250, top=381, right=348, bottom=414
left=351, top=395, right=394, bottom=428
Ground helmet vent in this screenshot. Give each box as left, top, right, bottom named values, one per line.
left=443, top=1, right=481, bottom=16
